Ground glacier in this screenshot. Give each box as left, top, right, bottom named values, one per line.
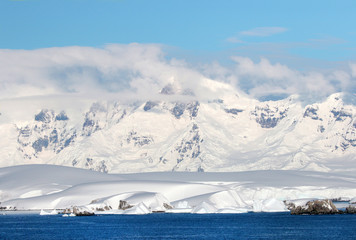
left=1, top=164, right=356, bottom=214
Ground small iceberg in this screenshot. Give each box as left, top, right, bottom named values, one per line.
left=62, top=213, right=76, bottom=217
left=40, top=209, right=58, bottom=215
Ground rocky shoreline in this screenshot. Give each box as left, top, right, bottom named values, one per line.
left=285, top=199, right=356, bottom=215
left=2, top=197, right=356, bottom=216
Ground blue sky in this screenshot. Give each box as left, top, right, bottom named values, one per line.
left=0, top=0, right=355, bottom=101
left=1, top=0, right=356, bottom=62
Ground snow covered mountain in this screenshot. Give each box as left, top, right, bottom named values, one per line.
left=0, top=81, right=355, bottom=173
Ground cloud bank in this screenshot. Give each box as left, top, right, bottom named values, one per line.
left=0, top=44, right=355, bottom=105
left=0, top=44, right=209, bottom=102
left=229, top=57, right=355, bottom=99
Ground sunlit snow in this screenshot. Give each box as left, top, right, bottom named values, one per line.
left=1, top=165, right=356, bottom=215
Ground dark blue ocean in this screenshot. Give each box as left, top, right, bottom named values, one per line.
left=1, top=212, right=356, bottom=239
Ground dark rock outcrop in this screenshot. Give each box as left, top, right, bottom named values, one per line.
left=225, top=108, right=243, bottom=115
left=303, top=107, right=321, bottom=120
left=126, top=131, right=153, bottom=147
left=186, top=101, right=200, bottom=118
left=346, top=205, right=356, bottom=214
left=288, top=199, right=340, bottom=215
left=171, top=103, right=186, bottom=119
left=175, top=124, right=202, bottom=164
left=331, top=109, right=352, bottom=121
left=96, top=206, right=112, bottom=211
left=143, top=101, right=158, bottom=111
left=35, top=109, right=54, bottom=123
left=55, top=111, right=69, bottom=121
left=163, top=203, right=173, bottom=210
left=119, top=200, right=133, bottom=210
left=160, top=84, right=175, bottom=95
left=62, top=206, right=95, bottom=216
left=32, top=137, right=49, bottom=153
left=251, top=106, right=287, bottom=128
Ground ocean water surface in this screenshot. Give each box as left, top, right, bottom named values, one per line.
left=1, top=212, right=356, bottom=239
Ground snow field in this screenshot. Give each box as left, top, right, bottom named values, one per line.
left=1, top=165, right=356, bottom=215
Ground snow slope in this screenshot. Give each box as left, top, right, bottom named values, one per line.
left=1, top=165, right=356, bottom=214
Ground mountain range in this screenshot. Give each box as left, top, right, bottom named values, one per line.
left=0, top=80, right=355, bottom=173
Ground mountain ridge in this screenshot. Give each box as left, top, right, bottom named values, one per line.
left=0, top=91, right=355, bottom=173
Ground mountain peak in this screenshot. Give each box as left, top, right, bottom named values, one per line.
left=160, top=83, right=195, bottom=97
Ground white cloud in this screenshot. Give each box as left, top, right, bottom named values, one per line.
left=0, top=44, right=236, bottom=104
left=232, top=57, right=295, bottom=80
left=0, top=44, right=354, bottom=106
left=240, top=27, right=288, bottom=37
left=0, top=44, right=171, bottom=99
left=230, top=57, right=354, bottom=100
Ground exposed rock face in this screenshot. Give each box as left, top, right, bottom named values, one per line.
left=160, top=84, right=175, bottom=95
left=63, top=206, right=95, bottom=216
left=224, top=108, right=243, bottom=115
left=251, top=105, right=288, bottom=128
left=186, top=101, right=200, bottom=118
left=331, top=109, right=352, bottom=122
left=304, top=106, right=322, bottom=120
left=143, top=101, right=158, bottom=111
left=118, top=200, right=133, bottom=210
left=35, top=109, right=55, bottom=123
left=95, top=206, right=112, bottom=211
left=346, top=205, right=356, bottom=214
left=55, top=111, right=69, bottom=121
left=172, top=123, right=203, bottom=171
left=171, top=103, right=186, bottom=119
left=163, top=203, right=173, bottom=210
left=288, top=199, right=340, bottom=215
left=82, top=102, right=107, bottom=136
left=126, top=131, right=153, bottom=147
left=17, top=109, right=76, bottom=160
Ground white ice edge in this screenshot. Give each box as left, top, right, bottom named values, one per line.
left=1, top=165, right=356, bottom=215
